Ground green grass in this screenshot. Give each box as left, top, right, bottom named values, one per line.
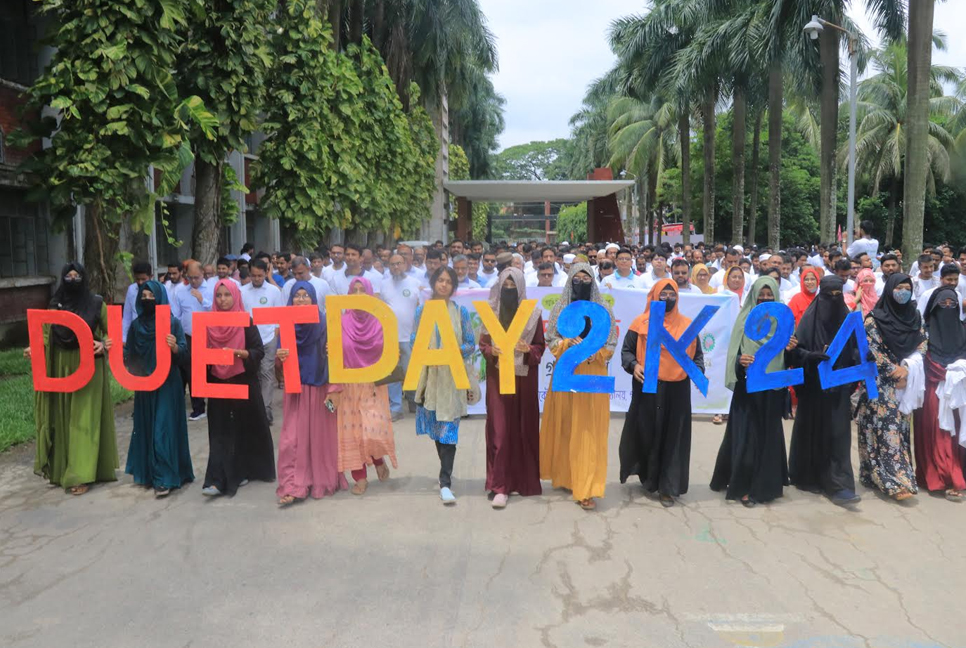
left=0, top=349, right=30, bottom=377
left=0, top=349, right=134, bottom=452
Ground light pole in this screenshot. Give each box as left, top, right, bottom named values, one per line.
left=804, top=15, right=858, bottom=249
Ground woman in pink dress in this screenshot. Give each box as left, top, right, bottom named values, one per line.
left=275, top=280, right=347, bottom=506
left=337, top=277, right=397, bottom=495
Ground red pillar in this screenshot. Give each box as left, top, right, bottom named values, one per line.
left=544, top=200, right=551, bottom=243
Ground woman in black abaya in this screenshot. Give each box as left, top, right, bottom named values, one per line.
left=711, top=277, right=795, bottom=506
left=787, top=275, right=861, bottom=507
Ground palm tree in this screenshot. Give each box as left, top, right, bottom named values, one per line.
left=607, top=95, right=679, bottom=244
left=903, top=0, right=937, bottom=261
left=847, top=37, right=959, bottom=245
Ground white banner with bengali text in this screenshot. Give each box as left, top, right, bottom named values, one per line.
left=450, top=286, right=739, bottom=415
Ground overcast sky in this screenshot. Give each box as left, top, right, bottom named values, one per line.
left=479, top=0, right=966, bottom=151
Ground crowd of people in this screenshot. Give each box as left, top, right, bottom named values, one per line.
left=24, top=219, right=966, bottom=512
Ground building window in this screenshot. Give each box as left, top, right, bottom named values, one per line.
left=0, top=189, right=49, bottom=278
left=0, top=0, right=39, bottom=86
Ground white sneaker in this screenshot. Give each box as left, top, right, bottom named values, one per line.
left=492, top=493, right=508, bottom=509
left=201, top=485, right=221, bottom=496
left=440, top=487, right=457, bottom=505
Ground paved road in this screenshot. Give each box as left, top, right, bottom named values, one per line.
left=1, top=393, right=963, bottom=648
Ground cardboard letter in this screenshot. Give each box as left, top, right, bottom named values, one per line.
left=818, top=310, right=878, bottom=398
left=403, top=300, right=469, bottom=390
left=642, top=302, right=720, bottom=396
left=325, top=295, right=400, bottom=384
left=27, top=309, right=95, bottom=392
left=106, top=304, right=172, bottom=391
left=253, top=305, right=320, bottom=392
left=744, top=302, right=803, bottom=393
left=473, top=299, right=537, bottom=394
left=550, top=300, right=614, bottom=394
left=191, top=311, right=250, bottom=399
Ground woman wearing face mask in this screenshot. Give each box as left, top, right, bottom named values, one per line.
left=124, top=280, right=193, bottom=497
left=540, top=264, right=618, bottom=511
left=412, top=266, right=475, bottom=505
left=27, top=262, right=118, bottom=495
left=201, top=280, right=276, bottom=497
left=787, top=276, right=862, bottom=507
left=711, top=277, right=797, bottom=506
left=275, top=281, right=347, bottom=507
left=337, top=277, right=396, bottom=496
left=788, top=267, right=822, bottom=324
left=913, top=286, right=966, bottom=501
left=478, top=268, right=546, bottom=509
left=855, top=274, right=925, bottom=501
left=846, top=268, right=878, bottom=316
left=619, top=279, right=704, bottom=507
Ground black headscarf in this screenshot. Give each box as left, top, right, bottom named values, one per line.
left=869, top=273, right=923, bottom=361
left=924, top=286, right=966, bottom=366
left=795, top=275, right=849, bottom=351
left=49, top=262, right=102, bottom=349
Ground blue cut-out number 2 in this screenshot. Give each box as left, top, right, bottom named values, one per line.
left=550, top=301, right=614, bottom=393
left=744, top=302, right=803, bottom=393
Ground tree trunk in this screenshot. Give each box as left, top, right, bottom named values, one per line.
left=886, top=182, right=897, bottom=247
left=83, top=202, right=121, bottom=303
left=819, top=25, right=840, bottom=244
left=327, top=0, right=342, bottom=50
left=348, top=0, right=364, bottom=45
left=903, top=0, right=935, bottom=262
left=767, top=60, right=782, bottom=250
left=731, top=85, right=747, bottom=245
left=748, top=108, right=762, bottom=246
left=373, top=0, right=385, bottom=49
left=679, top=110, right=691, bottom=245
left=643, top=180, right=653, bottom=244
left=637, top=179, right=647, bottom=246
left=192, top=159, right=223, bottom=265
left=650, top=170, right=660, bottom=245
left=702, top=85, right=716, bottom=243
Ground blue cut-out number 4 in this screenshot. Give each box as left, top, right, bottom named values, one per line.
left=550, top=301, right=614, bottom=393
left=817, top=310, right=878, bottom=398
left=745, top=302, right=803, bottom=393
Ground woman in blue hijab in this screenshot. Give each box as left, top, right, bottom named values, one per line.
left=124, top=280, right=193, bottom=497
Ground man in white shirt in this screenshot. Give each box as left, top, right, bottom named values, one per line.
left=913, top=254, right=939, bottom=301
left=846, top=220, right=880, bottom=263
left=173, top=261, right=213, bottom=420
left=670, top=258, right=704, bottom=294
left=477, top=251, right=499, bottom=287
left=918, top=264, right=966, bottom=320
left=709, top=248, right=753, bottom=290
left=875, top=253, right=900, bottom=296
left=329, top=243, right=382, bottom=294
left=639, top=251, right=671, bottom=290
left=206, top=256, right=241, bottom=291
left=309, top=252, right=326, bottom=278
left=243, top=259, right=284, bottom=425
left=322, top=243, right=346, bottom=283
left=381, top=254, right=422, bottom=420
left=535, top=263, right=556, bottom=287
left=453, top=255, right=481, bottom=290
left=122, top=261, right=154, bottom=343
left=281, top=256, right=332, bottom=315
left=602, top=247, right=646, bottom=289
left=163, top=261, right=185, bottom=303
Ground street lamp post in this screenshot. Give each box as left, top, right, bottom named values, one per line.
left=804, top=15, right=858, bottom=249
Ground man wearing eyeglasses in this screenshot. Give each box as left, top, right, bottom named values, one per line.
left=602, top=247, right=645, bottom=290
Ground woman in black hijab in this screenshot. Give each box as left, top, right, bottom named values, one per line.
left=26, top=262, right=118, bottom=495
left=787, top=276, right=860, bottom=507
left=913, top=286, right=966, bottom=500
left=855, top=273, right=925, bottom=501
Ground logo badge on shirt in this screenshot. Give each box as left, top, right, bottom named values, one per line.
left=259, top=296, right=267, bottom=305
left=403, top=289, right=411, bottom=297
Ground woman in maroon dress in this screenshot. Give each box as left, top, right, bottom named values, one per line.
left=913, top=286, right=966, bottom=501
left=478, top=268, right=546, bottom=509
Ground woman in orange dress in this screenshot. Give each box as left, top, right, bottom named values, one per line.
left=539, top=263, right=617, bottom=510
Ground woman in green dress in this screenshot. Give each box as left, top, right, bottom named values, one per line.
left=124, top=280, right=194, bottom=497
left=27, top=262, right=118, bottom=495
